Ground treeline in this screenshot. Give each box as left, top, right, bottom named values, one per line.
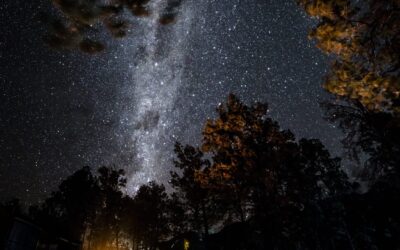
left=2, top=94, right=400, bottom=249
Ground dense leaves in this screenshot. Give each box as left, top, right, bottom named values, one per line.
left=324, top=100, right=400, bottom=181
left=43, top=0, right=184, bottom=53
left=170, top=143, right=215, bottom=236
left=297, top=0, right=400, bottom=112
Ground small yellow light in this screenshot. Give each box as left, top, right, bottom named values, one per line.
left=184, top=239, right=190, bottom=250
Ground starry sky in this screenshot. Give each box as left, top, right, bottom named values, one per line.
left=1, top=0, right=343, bottom=205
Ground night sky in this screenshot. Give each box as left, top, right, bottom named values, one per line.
left=1, top=0, right=343, bottom=205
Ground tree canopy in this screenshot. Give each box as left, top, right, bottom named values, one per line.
left=297, top=0, right=400, bottom=112
left=43, top=0, right=183, bottom=53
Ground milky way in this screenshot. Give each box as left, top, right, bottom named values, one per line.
left=121, top=0, right=194, bottom=192
left=1, top=0, right=343, bottom=204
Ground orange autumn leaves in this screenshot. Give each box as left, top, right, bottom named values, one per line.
left=298, top=0, right=400, bottom=112
left=194, top=95, right=293, bottom=190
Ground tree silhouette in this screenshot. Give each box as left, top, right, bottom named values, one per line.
left=297, top=0, right=400, bottom=112
left=165, top=192, right=187, bottom=237
left=30, top=166, right=100, bottom=242
left=132, top=181, right=170, bottom=250
left=27, top=166, right=131, bottom=249
left=90, top=166, right=127, bottom=249
left=324, top=100, right=400, bottom=182
left=170, top=142, right=219, bottom=237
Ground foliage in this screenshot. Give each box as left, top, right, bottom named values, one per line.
left=42, top=0, right=183, bottom=53
left=89, top=167, right=127, bottom=249
left=298, top=0, right=400, bottom=112
left=29, top=166, right=100, bottom=241
left=324, top=100, right=400, bottom=181
left=131, top=182, right=170, bottom=249
left=170, top=143, right=221, bottom=237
